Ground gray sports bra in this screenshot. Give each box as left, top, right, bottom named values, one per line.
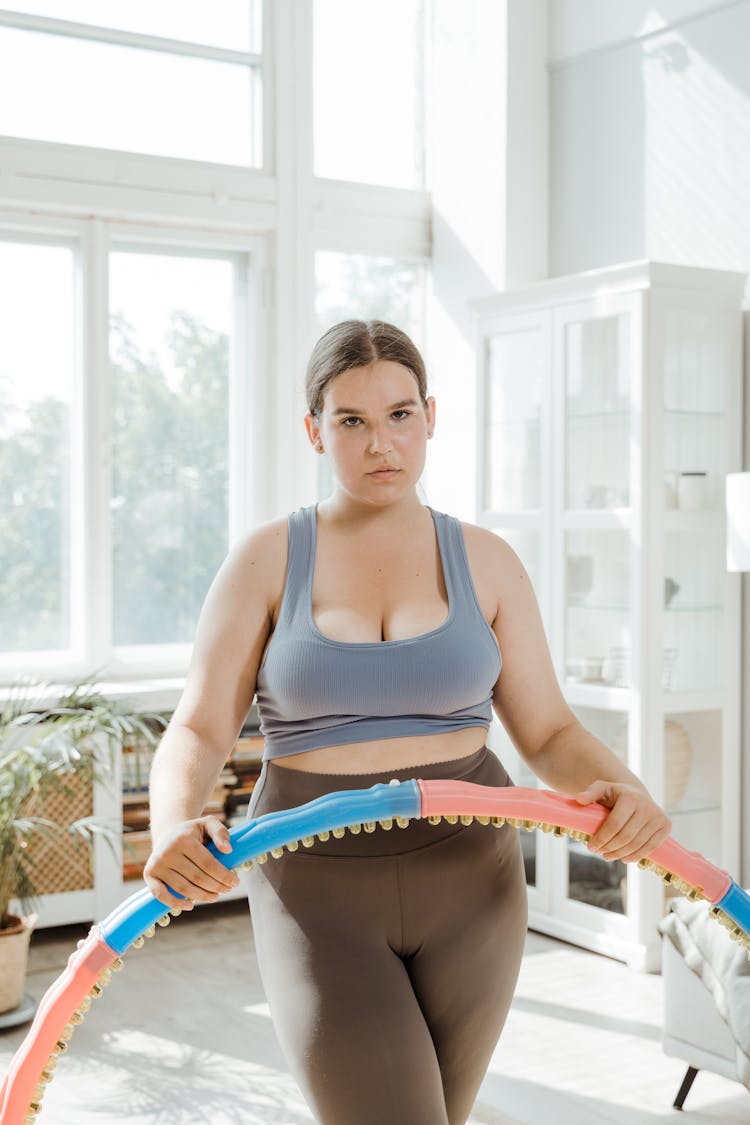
left=254, top=504, right=502, bottom=760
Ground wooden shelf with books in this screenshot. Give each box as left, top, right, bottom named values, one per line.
left=226, top=728, right=264, bottom=826
left=120, top=720, right=263, bottom=882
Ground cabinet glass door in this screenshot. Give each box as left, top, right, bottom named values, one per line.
left=564, top=530, right=630, bottom=688
left=663, top=307, right=727, bottom=514
left=662, top=304, right=730, bottom=694
left=489, top=528, right=542, bottom=890
left=485, top=327, right=544, bottom=512
left=565, top=316, right=630, bottom=511
left=663, top=530, right=725, bottom=693
left=663, top=709, right=722, bottom=862
left=565, top=706, right=630, bottom=915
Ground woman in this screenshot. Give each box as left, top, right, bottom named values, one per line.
left=145, top=320, right=670, bottom=1125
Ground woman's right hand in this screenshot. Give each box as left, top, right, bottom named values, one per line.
left=143, top=815, right=241, bottom=911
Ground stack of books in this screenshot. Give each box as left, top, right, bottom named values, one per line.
left=122, top=736, right=155, bottom=880
left=120, top=732, right=258, bottom=880
left=226, top=732, right=264, bottom=825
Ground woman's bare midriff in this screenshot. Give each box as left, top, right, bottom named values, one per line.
left=273, top=726, right=488, bottom=774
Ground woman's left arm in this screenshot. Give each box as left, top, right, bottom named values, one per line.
left=478, top=531, right=671, bottom=864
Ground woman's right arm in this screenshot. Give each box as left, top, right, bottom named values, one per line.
left=143, top=517, right=287, bottom=910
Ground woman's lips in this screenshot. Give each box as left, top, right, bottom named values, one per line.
left=368, top=468, right=400, bottom=479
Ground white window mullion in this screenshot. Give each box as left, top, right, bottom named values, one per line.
left=230, top=248, right=266, bottom=542
left=238, top=235, right=274, bottom=534
left=272, top=0, right=315, bottom=516
left=0, top=9, right=261, bottom=67
left=80, top=217, right=113, bottom=674
left=68, top=230, right=86, bottom=667
left=259, top=0, right=274, bottom=175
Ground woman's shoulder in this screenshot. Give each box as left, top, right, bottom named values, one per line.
left=231, top=512, right=289, bottom=561
left=437, top=512, right=518, bottom=560
left=451, top=516, right=528, bottom=580
left=219, top=514, right=290, bottom=603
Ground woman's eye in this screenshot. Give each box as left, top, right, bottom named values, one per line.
left=392, top=410, right=411, bottom=420
left=341, top=416, right=361, bottom=427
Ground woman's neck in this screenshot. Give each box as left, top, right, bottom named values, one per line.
left=319, top=489, right=428, bottom=535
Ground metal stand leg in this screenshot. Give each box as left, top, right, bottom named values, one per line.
left=673, top=1066, right=699, bottom=1110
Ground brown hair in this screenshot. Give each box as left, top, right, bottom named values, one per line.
left=305, top=320, right=428, bottom=417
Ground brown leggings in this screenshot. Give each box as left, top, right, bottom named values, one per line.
left=245, top=747, right=528, bottom=1125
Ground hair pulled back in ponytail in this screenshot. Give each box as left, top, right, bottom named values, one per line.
left=305, top=320, right=428, bottom=417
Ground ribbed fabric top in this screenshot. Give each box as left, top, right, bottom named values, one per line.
left=255, top=504, right=501, bottom=760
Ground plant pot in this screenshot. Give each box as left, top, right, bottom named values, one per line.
left=0, top=913, right=37, bottom=1015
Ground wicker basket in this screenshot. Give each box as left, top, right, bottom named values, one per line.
left=21, top=774, right=95, bottom=894
left=664, top=720, right=694, bottom=811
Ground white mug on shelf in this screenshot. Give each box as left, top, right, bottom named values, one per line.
left=677, top=471, right=708, bottom=512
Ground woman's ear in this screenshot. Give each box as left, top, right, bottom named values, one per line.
left=304, top=412, right=324, bottom=453
left=425, top=395, right=436, bottom=438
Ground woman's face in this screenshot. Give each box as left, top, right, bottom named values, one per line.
left=305, top=359, right=435, bottom=505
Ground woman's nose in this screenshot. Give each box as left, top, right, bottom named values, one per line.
left=367, top=427, right=392, bottom=454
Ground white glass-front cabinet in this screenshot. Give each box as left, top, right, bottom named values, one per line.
left=471, top=261, right=745, bottom=970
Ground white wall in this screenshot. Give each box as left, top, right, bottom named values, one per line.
left=548, top=0, right=750, bottom=880
left=548, top=0, right=735, bottom=64
left=425, top=0, right=547, bottom=518
left=549, top=0, right=750, bottom=275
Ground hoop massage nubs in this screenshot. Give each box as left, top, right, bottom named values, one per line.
left=2, top=781, right=749, bottom=1125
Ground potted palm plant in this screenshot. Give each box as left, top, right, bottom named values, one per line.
left=0, top=677, right=165, bottom=1016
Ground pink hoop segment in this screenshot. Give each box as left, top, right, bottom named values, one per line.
left=418, top=782, right=733, bottom=903
left=2, top=778, right=746, bottom=1124
left=1, top=931, right=120, bottom=1124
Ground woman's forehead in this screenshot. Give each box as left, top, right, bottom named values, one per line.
left=325, top=360, right=417, bottom=404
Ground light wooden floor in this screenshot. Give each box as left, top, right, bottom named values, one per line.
left=1, top=900, right=748, bottom=1125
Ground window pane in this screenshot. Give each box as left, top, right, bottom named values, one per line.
left=110, top=252, right=233, bottom=646
left=314, top=0, right=424, bottom=188
left=315, top=252, right=424, bottom=336
left=0, top=27, right=259, bottom=166
left=0, top=241, right=74, bottom=652
left=6, top=1, right=258, bottom=52
left=485, top=330, right=544, bottom=512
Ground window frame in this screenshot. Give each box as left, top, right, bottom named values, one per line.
left=0, top=0, right=432, bottom=693
left=0, top=3, right=268, bottom=171
left=0, top=214, right=268, bottom=683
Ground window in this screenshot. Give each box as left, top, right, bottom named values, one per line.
left=109, top=250, right=235, bottom=648
left=0, top=228, right=252, bottom=676
left=0, top=4, right=263, bottom=166
left=6, top=1, right=259, bottom=51
left=0, top=238, right=75, bottom=654
left=0, top=6, right=432, bottom=685
left=313, top=0, right=426, bottom=189
left=315, top=251, right=425, bottom=336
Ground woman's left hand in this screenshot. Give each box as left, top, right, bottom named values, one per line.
left=574, top=781, right=672, bottom=863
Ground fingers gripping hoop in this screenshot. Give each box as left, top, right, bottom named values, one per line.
left=2, top=780, right=749, bottom=1124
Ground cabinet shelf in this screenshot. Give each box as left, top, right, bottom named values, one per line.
left=562, top=510, right=631, bottom=528
left=664, top=512, right=725, bottom=531
left=566, top=602, right=629, bottom=612
left=665, top=604, right=723, bottom=614
left=563, top=683, right=632, bottom=708
left=567, top=409, right=631, bottom=421
left=668, top=797, right=721, bottom=818
left=664, top=409, right=726, bottom=420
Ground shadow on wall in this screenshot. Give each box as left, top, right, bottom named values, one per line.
left=550, top=2, right=750, bottom=276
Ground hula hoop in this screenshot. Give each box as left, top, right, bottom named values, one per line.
left=2, top=780, right=748, bottom=1124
